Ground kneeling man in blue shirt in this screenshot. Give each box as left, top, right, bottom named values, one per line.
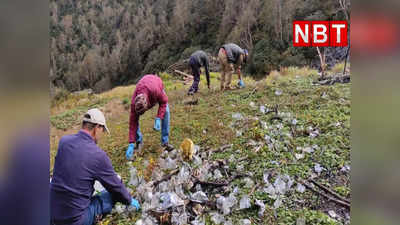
left=50, top=108, right=140, bottom=225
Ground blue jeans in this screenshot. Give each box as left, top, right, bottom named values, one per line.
left=136, top=104, right=170, bottom=145
left=83, top=192, right=114, bottom=225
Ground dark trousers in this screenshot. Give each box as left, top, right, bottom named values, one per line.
left=188, top=57, right=201, bottom=93
left=51, top=191, right=114, bottom=225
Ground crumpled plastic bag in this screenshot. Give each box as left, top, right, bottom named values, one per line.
left=239, top=195, right=251, bottom=209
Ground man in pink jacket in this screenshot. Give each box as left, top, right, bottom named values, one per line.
left=126, top=75, right=173, bottom=160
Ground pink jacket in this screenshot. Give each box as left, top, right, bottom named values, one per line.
left=129, top=75, right=168, bottom=143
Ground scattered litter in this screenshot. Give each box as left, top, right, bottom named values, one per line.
left=243, top=177, right=255, bottom=188
left=260, top=105, right=266, bottom=114
left=264, top=135, right=271, bottom=144
left=128, top=167, right=140, bottom=187
left=210, top=212, right=225, bottom=224
left=216, top=194, right=237, bottom=215
left=255, top=199, right=265, bottom=217
left=114, top=204, right=126, bottom=214
left=302, top=147, right=314, bottom=153
left=239, top=195, right=251, bottom=209
left=225, top=220, right=233, bottom=225
left=328, top=210, right=337, bottom=218
left=249, top=102, right=256, bottom=108
left=341, top=165, right=350, bottom=172
left=94, top=180, right=105, bottom=193
left=273, top=196, right=283, bottom=208
left=314, top=163, right=324, bottom=174
left=191, top=191, right=209, bottom=203
left=191, top=217, right=205, bottom=225
left=214, top=169, right=223, bottom=179
left=264, top=184, right=276, bottom=197
left=291, top=119, right=298, bottom=125
left=241, top=219, right=252, bottom=225
left=274, top=176, right=287, bottom=194
left=160, top=192, right=184, bottom=209
left=263, top=171, right=270, bottom=184
left=275, top=90, right=283, bottom=96
left=296, top=183, right=306, bottom=193
left=232, top=113, right=243, bottom=120
left=171, top=211, right=188, bottom=225
left=295, top=153, right=305, bottom=160
left=260, top=121, right=268, bottom=129
left=309, top=129, right=320, bottom=138
left=296, top=217, right=306, bottom=225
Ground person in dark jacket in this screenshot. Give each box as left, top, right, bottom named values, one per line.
left=218, top=43, right=248, bottom=91
left=50, top=108, right=140, bottom=225
left=126, top=74, right=173, bottom=161
left=187, top=50, right=210, bottom=95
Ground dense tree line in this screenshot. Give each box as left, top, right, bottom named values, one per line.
left=50, top=0, right=349, bottom=95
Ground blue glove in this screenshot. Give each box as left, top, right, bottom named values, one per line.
left=130, top=198, right=140, bottom=210
left=238, top=80, right=245, bottom=88
left=153, top=117, right=161, bottom=131
left=126, top=143, right=135, bottom=160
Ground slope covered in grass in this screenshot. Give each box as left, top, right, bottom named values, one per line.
left=50, top=68, right=350, bottom=224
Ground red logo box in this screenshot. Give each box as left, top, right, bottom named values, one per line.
left=293, top=21, right=311, bottom=47
left=293, top=21, right=348, bottom=47
left=311, top=21, right=330, bottom=47
left=330, top=21, right=348, bottom=47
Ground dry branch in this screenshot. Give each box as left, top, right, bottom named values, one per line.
left=309, top=179, right=350, bottom=204
left=153, top=169, right=179, bottom=186
left=299, top=179, right=350, bottom=209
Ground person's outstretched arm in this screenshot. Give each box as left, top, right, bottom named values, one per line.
left=95, top=152, right=132, bottom=205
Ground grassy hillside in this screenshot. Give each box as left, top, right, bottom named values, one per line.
left=50, top=66, right=350, bottom=224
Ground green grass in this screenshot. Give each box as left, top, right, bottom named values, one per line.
left=50, top=68, right=350, bottom=224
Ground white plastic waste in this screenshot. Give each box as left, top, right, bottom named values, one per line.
left=260, top=105, right=266, bottom=114
left=328, top=210, right=337, bottom=218
left=243, top=177, right=254, bottom=188
left=264, top=184, right=276, bottom=198
left=314, top=163, right=324, bottom=174
left=273, top=196, right=283, bottom=208
left=239, top=195, right=251, bottom=209
left=241, top=219, right=252, bottom=225
left=159, top=192, right=184, bottom=209
left=171, top=211, right=188, bottom=225
left=296, top=183, right=306, bottom=193
left=210, top=212, right=225, bottom=224
left=255, top=199, right=266, bottom=217
left=274, top=176, right=287, bottom=194
left=216, top=194, right=237, bottom=215
left=94, top=180, right=105, bottom=193
left=263, top=171, right=270, bottom=184
left=191, top=191, right=209, bottom=203
left=232, top=113, right=243, bottom=120
left=303, top=146, right=314, bottom=153
left=295, top=153, right=305, bottom=160
left=275, top=90, right=283, bottom=96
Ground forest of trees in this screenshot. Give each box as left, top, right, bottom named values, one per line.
left=50, top=0, right=350, bottom=95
